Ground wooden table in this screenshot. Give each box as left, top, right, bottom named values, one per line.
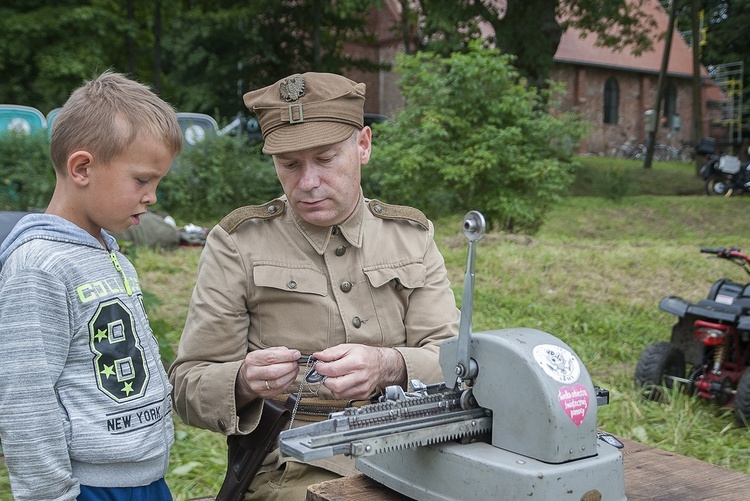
left=306, top=437, right=750, bottom=501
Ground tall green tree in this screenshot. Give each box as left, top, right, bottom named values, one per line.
left=161, top=0, right=382, bottom=118
left=0, top=0, right=382, bottom=119
left=413, top=0, right=659, bottom=87
left=0, top=0, right=135, bottom=113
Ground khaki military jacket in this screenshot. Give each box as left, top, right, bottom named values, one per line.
left=169, top=194, right=459, bottom=446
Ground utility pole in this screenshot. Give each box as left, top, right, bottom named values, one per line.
left=691, top=0, right=703, bottom=173
left=644, top=0, right=677, bottom=169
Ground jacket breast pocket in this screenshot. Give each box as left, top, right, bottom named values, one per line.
left=252, top=264, right=331, bottom=351
left=363, top=262, right=426, bottom=345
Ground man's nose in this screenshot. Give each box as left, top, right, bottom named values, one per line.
left=298, top=163, right=321, bottom=190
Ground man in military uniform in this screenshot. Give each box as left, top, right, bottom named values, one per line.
left=169, top=72, right=460, bottom=500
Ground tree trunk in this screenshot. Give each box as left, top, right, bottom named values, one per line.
left=400, top=0, right=413, bottom=55
left=643, top=0, right=677, bottom=169
left=126, top=0, right=135, bottom=75
left=312, top=0, right=323, bottom=70
left=153, top=1, right=162, bottom=94
left=691, top=0, right=703, bottom=173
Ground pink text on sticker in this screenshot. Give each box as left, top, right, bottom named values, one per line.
left=558, top=384, right=589, bottom=426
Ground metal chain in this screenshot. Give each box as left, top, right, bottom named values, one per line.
left=289, top=357, right=317, bottom=429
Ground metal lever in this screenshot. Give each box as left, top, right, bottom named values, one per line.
left=453, top=211, right=485, bottom=389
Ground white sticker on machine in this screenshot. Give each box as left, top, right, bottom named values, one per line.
left=532, top=344, right=581, bottom=384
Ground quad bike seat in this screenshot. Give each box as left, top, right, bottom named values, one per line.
left=732, top=297, right=750, bottom=311
left=708, top=278, right=750, bottom=304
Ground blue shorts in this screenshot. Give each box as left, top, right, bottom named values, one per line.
left=78, top=478, right=172, bottom=501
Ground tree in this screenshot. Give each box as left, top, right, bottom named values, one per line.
left=155, top=0, right=383, bottom=118
left=412, top=1, right=659, bottom=88
left=366, top=42, right=589, bottom=233
left=0, top=1, right=383, bottom=119
left=0, top=0, right=134, bottom=113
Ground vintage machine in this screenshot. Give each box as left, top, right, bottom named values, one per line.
left=280, top=211, right=626, bottom=500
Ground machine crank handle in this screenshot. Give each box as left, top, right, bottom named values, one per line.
left=453, top=211, right=485, bottom=388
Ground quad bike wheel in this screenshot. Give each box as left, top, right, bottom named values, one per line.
left=634, top=342, right=686, bottom=401
left=734, top=369, right=750, bottom=427
left=706, top=174, right=733, bottom=196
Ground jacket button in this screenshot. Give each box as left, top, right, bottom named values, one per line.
left=340, top=281, right=353, bottom=293
left=217, top=419, right=226, bottom=431
left=352, top=316, right=362, bottom=328
left=332, top=226, right=339, bottom=235
left=288, top=280, right=297, bottom=289
left=267, top=204, right=278, bottom=214
left=335, top=246, right=346, bottom=256
left=373, top=204, right=383, bottom=214
left=394, top=280, right=404, bottom=291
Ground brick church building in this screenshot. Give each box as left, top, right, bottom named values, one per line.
left=344, top=0, right=725, bottom=156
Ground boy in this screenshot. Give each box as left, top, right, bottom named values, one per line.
left=0, top=71, right=182, bottom=500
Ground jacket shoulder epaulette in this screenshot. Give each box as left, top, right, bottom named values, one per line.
left=219, top=199, right=285, bottom=234
left=367, top=199, right=429, bottom=230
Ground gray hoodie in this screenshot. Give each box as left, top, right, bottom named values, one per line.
left=0, top=214, right=174, bottom=500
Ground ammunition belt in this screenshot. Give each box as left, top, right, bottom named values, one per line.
left=273, top=396, right=371, bottom=422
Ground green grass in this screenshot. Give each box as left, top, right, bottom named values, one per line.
left=570, top=156, right=705, bottom=197
left=3, top=158, right=750, bottom=499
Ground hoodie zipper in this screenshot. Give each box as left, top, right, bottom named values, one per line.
left=109, top=251, right=133, bottom=296
left=109, top=248, right=172, bottom=456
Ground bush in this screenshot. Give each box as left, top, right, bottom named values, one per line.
left=0, top=129, right=283, bottom=224
left=157, top=136, right=282, bottom=223
left=366, top=41, right=589, bottom=233
left=0, top=131, right=55, bottom=211
left=591, top=164, right=637, bottom=201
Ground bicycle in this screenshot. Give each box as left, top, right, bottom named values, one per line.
left=653, top=143, right=695, bottom=163
left=613, top=138, right=646, bottom=160
left=653, top=133, right=695, bottom=163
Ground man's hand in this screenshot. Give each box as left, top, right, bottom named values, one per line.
left=312, top=344, right=406, bottom=400
left=235, top=347, right=301, bottom=408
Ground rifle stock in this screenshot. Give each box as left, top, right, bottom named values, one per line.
left=215, top=395, right=297, bottom=501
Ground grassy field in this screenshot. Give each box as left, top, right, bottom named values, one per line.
left=4, top=157, right=750, bottom=499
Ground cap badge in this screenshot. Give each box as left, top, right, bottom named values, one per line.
left=279, top=76, right=306, bottom=102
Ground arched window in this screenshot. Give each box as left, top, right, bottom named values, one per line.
left=663, top=83, right=677, bottom=128
left=603, top=77, right=619, bottom=124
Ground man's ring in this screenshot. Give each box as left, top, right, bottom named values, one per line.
left=264, top=380, right=271, bottom=390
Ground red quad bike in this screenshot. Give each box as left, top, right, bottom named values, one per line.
left=635, top=247, right=750, bottom=425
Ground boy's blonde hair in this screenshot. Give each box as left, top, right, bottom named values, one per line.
left=50, top=71, right=183, bottom=173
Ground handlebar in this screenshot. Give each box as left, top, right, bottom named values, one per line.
left=701, top=247, right=728, bottom=255
left=700, top=247, right=750, bottom=274
left=701, top=247, right=742, bottom=256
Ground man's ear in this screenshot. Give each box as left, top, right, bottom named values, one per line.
left=358, top=127, right=372, bottom=165
left=67, top=151, right=94, bottom=186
